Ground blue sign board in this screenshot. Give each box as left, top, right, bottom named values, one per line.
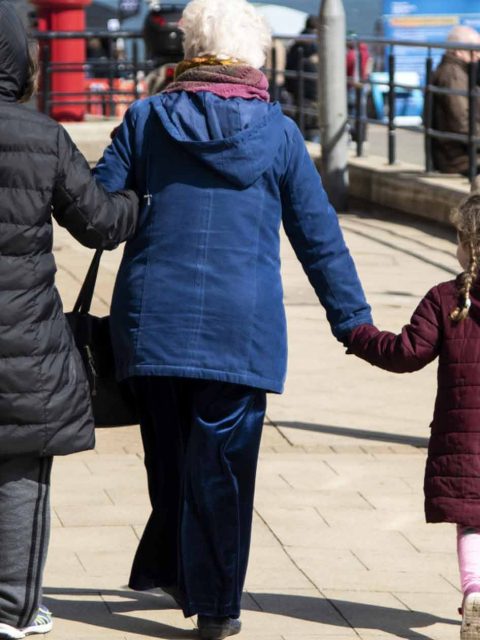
left=382, top=0, right=480, bottom=81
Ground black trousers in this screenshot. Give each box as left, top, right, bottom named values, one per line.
left=0, top=456, right=52, bottom=628
left=129, top=377, right=266, bottom=618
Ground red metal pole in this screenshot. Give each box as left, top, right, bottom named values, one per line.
left=33, top=0, right=91, bottom=121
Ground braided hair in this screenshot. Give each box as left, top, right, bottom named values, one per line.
left=450, top=193, right=480, bottom=322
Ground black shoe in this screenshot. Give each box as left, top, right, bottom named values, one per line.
left=197, top=616, right=241, bottom=640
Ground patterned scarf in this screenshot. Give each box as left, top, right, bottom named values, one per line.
left=163, top=56, right=270, bottom=102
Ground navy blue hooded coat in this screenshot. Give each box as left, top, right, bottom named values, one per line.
left=94, top=91, right=372, bottom=393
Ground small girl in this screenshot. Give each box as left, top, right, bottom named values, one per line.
left=348, top=193, right=480, bottom=640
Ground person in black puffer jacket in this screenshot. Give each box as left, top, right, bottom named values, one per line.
left=0, top=3, right=138, bottom=638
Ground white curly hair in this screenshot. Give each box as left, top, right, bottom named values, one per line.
left=180, top=0, right=272, bottom=69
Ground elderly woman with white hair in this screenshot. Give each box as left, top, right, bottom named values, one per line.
left=94, top=0, right=372, bottom=637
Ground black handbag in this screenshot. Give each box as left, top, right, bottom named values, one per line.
left=65, top=249, right=139, bottom=427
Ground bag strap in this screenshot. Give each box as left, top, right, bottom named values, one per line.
left=73, top=249, right=103, bottom=314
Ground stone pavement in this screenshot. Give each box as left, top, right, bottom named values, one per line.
left=46, top=207, right=463, bottom=640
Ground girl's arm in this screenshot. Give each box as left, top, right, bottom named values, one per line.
left=348, top=286, right=442, bottom=373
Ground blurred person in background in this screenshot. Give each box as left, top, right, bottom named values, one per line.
left=431, top=25, right=480, bottom=175
left=346, top=34, right=372, bottom=144
left=285, top=14, right=319, bottom=140
left=0, top=3, right=138, bottom=638
left=94, top=0, right=372, bottom=638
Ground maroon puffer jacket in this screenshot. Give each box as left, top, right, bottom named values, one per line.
left=349, top=278, right=480, bottom=526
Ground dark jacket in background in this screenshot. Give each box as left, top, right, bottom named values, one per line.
left=431, top=53, right=480, bottom=174
left=349, top=279, right=480, bottom=526
left=0, top=1, right=138, bottom=458
left=285, top=29, right=318, bottom=102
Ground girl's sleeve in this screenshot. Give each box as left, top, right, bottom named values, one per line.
left=348, top=286, right=442, bottom=373
left=280, top=122, right=372, bottom=342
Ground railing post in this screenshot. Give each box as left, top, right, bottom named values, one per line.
left=270, top=44, right=279, bottom=102
left=107, top=37, right=115, bottom=117
left=355, top=84, right=364, bottom=157
left=387, top=50, right=396, bottom=165
left=424, top=51, right=434, bottom=173
left=133, top=39, right=140, bottom=102
left=467, top=59, right=478, bottom=186
left=318, top=0, right=348, bottom=210
left=296, top=46, right=305, bottom=137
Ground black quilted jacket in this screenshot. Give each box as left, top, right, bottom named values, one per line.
left=0, top=3, right=138, bottom=457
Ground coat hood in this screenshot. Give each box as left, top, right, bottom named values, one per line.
left=152, top=91, right=286, bottom=188
left=0, top=1, right=28, bottom=102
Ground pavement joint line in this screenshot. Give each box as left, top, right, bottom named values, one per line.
left=265, top=414, right=295, bottom=447
left=349, top=550, right=370, bottom=572
left=343, top=215, right=456, bottom=260
left=99, top=591, right=118, bottom=616
left=357, top=493, right=377, bottom=510
left=398, top=532, right=421, bottom=554
left=323, top=460, right=340, bottom=477
left=340, top=224, right=458, bottom=276
left=131, top=525, right=141, bottom=542
left=83, top=461, right=95, bottom=476
left=53, top=507, right=65, bottom=528
left=104, top=489, right=115, bottom=506
left=74, top=552, right=88, bottom=573
left=392, top=592, right=413, bottom=612
left=440, top=574, right=460, bottom=594
left=247, top=592, right=264, bottom=613
left=313, top=507, right=331, bottom=528
left=278, top=474, right=294, bottom=489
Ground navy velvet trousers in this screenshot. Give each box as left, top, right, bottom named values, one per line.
left=129, top=377, right=266, bottom=618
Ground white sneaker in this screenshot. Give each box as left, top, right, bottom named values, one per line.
left=0, top=623, right=25, bottom=639
left=0, top=606, right=53, bottom=639
left=462, top=593, right=480, bottom=640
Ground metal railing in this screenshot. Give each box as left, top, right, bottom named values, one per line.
left=33, top=30, right=150, bottom=117
left=268, top=34, right=480, bottom=184
left=31, top=30, right=480, bottom=183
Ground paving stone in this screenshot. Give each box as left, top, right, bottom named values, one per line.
left=55, top=504, right=149, bottom=528
left=244, top=546, right=312, bottom=590
left=50, top=526, right=138, bottom=553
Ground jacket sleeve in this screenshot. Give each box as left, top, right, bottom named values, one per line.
left=280, top=123, right=372, bottom=342
left=347, top=287, right=442, bottom=373
left=52, top=125, right=138, bottom=249
left=93, top=104, right=137, bottom=192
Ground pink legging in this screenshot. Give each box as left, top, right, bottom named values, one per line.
left=458, top=525, right=480, bottom=596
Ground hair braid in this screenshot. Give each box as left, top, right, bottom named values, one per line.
left=451, top=241, right=479, bottom=322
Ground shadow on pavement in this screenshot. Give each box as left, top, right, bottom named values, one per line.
left=247, top=593, right=459, bottom=640
left=43, top=586, right=194, bottom=639
left=272, top=420, right=429, bottom=448
left=43, top=587, right=459, bottom=640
